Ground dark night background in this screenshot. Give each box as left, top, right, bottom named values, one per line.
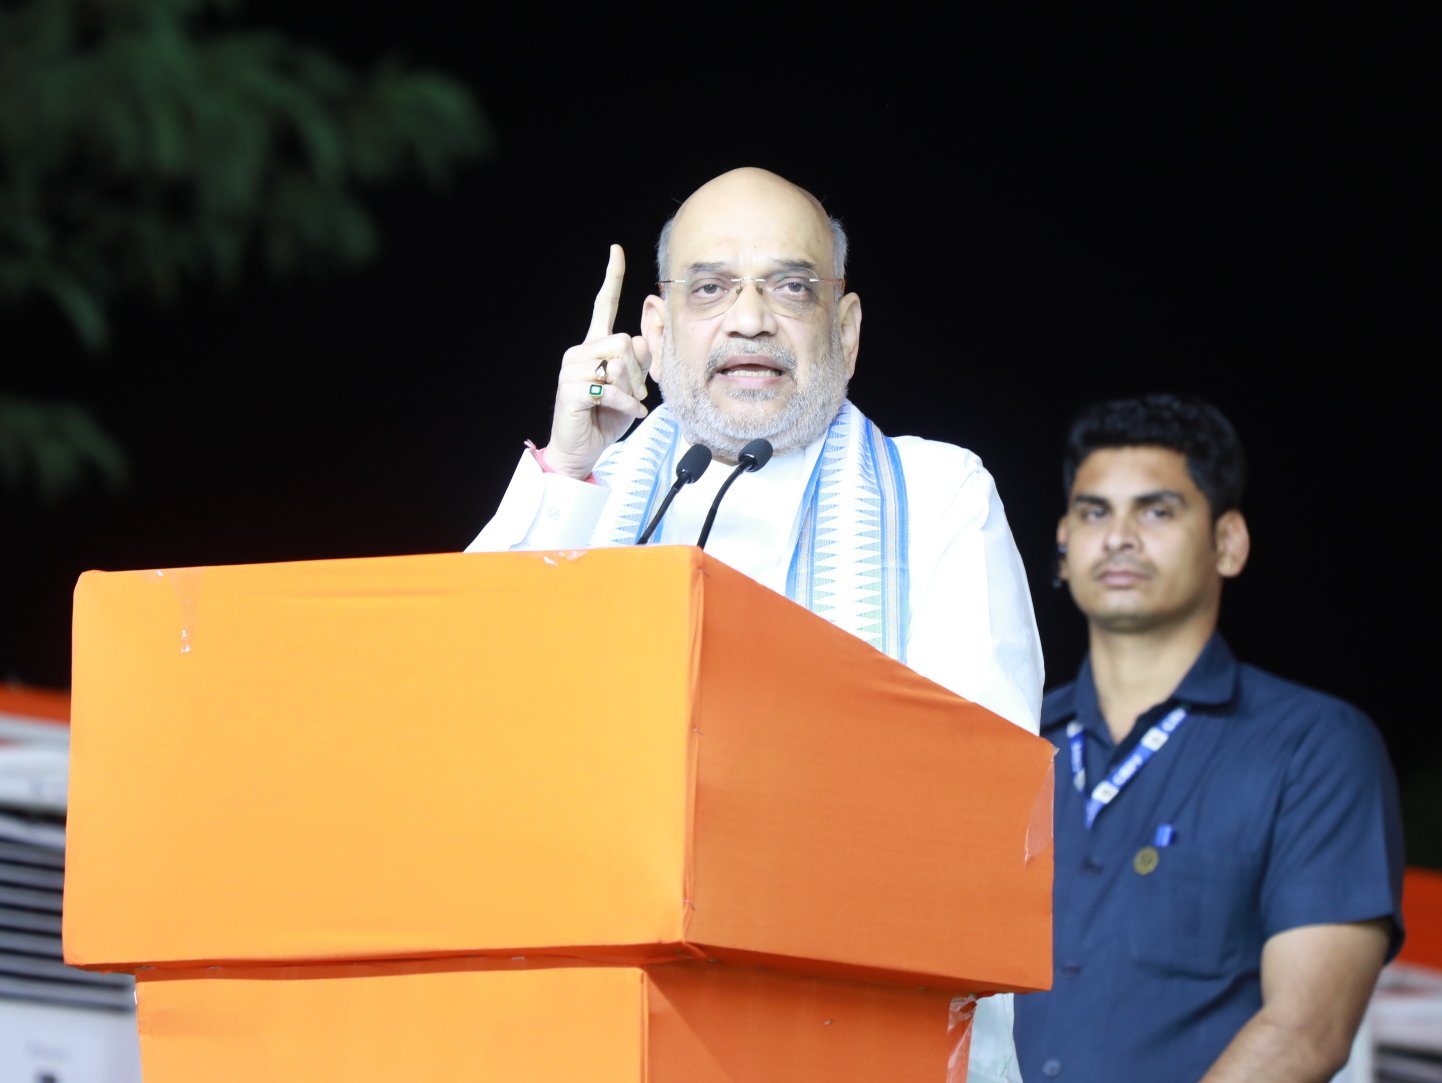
left=5, top=8, right=1438, bottom=861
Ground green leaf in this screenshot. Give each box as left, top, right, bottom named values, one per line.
left=1, top=0, right=493, bottom=380
left=0, top=395, right=131, bottom=503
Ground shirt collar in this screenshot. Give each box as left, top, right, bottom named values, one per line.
left=1041, top=632, right=1241, bottom=734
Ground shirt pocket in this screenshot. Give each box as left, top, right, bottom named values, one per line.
left=1127, top=842, right=1260, bottom=979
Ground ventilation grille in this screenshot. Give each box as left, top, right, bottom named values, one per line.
left=0, top=813, right=135, bottom=1011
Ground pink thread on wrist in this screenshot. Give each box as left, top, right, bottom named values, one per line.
left=526, top=440, right=595, bottom=484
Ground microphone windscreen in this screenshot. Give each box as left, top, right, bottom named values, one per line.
left=739, top=438, right=773, bottom=471
left=677, top=443, right=713, bottom=483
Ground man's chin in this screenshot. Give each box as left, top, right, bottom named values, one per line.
left=712, top=399, right=785, bottom=433
left=1090, top=608, right=1165, bottom=635
left=666, top=381, right=845, bottom=459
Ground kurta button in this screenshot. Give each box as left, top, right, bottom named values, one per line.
left=1082, top=859, right=1102, bottom=875
left=1042, top=1058, right=1062, bottom=1077
left=1061, top=963, right=1081, bottom=977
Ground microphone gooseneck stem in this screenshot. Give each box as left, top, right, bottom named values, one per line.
left=637, top=443, right=713, bottom=545
left=637, top=485, right=683, bottom=545
left=695, top=438, right=772, bottom=550
left=695, top=464, right=749, bottom=550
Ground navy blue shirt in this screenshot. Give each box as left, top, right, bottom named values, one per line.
left=1014, top=635, right=1405, bottom=1083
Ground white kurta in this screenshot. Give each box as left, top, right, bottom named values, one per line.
left=466, top=417, right=1043, bottom=1083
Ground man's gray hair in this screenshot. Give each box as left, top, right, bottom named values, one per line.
left=654, top=216, right=849, bottom=286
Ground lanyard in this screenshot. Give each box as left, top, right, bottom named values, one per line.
left=1066, top=706, right=1189, bottom=829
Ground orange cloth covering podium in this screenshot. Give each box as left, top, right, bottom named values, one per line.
left=63, top=546, right=1054, bottom=1082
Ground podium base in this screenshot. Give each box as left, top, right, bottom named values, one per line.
left=134, top=957, right=970, bottom=1082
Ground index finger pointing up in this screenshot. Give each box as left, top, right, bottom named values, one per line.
left=585, top=244, right=626, bottom=343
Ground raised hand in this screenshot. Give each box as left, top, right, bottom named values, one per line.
left=542, top=244, right=651, bottom=478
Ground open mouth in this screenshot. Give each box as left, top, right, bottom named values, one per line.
left=713, top=354, right=790, bottom=380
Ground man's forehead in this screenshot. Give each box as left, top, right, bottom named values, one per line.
left=1072, top=446, right=1198, bottom=499
left=670, top=223, right=831, bottom=269
left=670, top=183, right=832, bottom=269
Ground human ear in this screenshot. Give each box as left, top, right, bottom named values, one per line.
left=1214, top=510, right=1251, bottom=577
left=838, top=293, right=861, bottom=377
left=640, top=295, right=666, bottom=383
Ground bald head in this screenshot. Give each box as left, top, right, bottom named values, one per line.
left=656, top=167, right=847, bottom=283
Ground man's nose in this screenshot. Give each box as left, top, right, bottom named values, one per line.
left=721, top=279, right=778, bottom=335
left=1104, top=518, right=1140, bottom=551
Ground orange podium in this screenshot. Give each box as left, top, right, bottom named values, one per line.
left=64, top=546, right=1053, bottom=1081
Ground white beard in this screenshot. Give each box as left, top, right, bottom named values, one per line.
left=657, top=323, right=850, bottom=462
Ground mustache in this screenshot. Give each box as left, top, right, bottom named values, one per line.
left=705, top=341, right=797, bottom=377
left=1091, top=556, right=1151, bottom=575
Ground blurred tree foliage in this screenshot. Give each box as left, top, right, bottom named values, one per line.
left=0, top=0, right=491, bottom=502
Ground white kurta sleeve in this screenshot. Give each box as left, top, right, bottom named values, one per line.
left=464, top=451, right=612, bottom=553
left=896, top=438, right=1044, bottom=734
left=967, top=993, right=1023, bottom=1083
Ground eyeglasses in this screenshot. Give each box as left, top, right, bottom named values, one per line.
left=657, top=271, right=845, bottom=317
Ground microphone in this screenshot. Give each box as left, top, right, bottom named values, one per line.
left=695, top=438, right=773, bottom=549
left=637, top=443, right=713, bottom=544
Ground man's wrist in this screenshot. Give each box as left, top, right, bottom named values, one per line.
left=526, top=440, right=596, bottom=484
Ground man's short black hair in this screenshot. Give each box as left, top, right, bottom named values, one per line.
left=1062, top=393, right=1247, bottom=518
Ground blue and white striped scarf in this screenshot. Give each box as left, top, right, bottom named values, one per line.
left=591, top=401, right=910, bottom=661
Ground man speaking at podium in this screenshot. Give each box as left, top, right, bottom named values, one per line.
left=466, top=166, right=1044, bottom=1083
